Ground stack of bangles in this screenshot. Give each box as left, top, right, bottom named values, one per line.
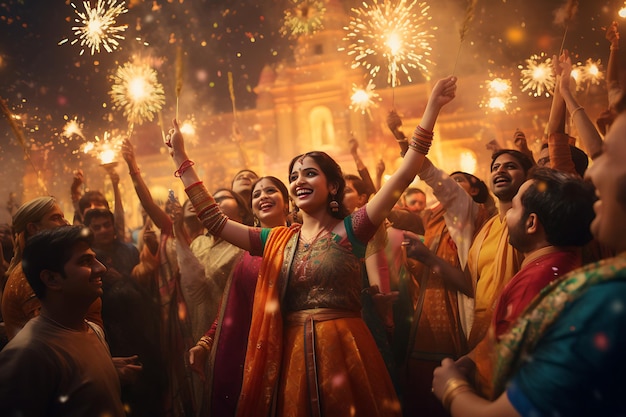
left=196, top=335, right=214, bottom=352
left=441, top=377, right=474, bottom=412
left=186, top=182, right=228, bottom=236
left=409, top=125, right=433, bottom=155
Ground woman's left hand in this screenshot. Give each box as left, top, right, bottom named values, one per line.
left=432, top=357, right=467, bottom=400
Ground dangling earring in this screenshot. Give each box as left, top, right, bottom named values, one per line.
left=329, top=192, right=339, bottom=213
left=253, top=216, right=260, bottom=227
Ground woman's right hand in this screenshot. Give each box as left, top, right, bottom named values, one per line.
left=165, top=119, right=187, bottom=161
left=188, top=345, right=208, bottom=381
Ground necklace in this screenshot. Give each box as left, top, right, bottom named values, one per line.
left=300, top=228, right=330, bottom=250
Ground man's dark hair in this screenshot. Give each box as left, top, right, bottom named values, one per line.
left=22, top=225, right=94, bottom=299
left=491, top=149, right=534, bottom=174
left=83, top=208, right=115, bottom=227
left=450, top=171, right=490, bottom=204
left=539, top=143, right=589, bottom=177
left=344, top=174, right=370, bottom=197
left=78, top=190, right=109, bottom=215
left=521, top=167, right=596, bottom=247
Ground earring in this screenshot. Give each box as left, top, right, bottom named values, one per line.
left=329, top=193, right=339, bottom=213
left=253, top=216, right=260, bottom=227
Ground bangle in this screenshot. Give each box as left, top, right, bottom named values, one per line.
left=570, top=106, right=584, bottom=118
left=441, top=378, right=472, bottom=411
left=196, top=335, right=214, bottom=351
left=174, top=159, right=195, bottom=177
left=611, top=45, right=619, bottom=51
left=129, top=168, right=140, bottom=176
left=414, top=125, right=434, bottom=138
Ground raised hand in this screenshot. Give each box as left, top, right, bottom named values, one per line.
left=606, top=20, right=620, bottom=47
left=428, top=76, right=457, bottom=110
left=165, top=119, right=186, bottom=159
left=348, top=133, right=359, bottom=155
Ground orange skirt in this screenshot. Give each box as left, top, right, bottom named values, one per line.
left=277, top=310, right=402, bottom=417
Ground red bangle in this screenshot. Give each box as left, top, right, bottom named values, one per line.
left=129, top=169, right=140, bottom=176
left=174, top=159, right=194, bottom=177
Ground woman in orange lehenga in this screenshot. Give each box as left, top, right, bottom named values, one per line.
left=165, top=76, right=458, bottom=417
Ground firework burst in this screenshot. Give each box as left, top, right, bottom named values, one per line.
left=341, top=0, right=434, bottom=87
left=79, top=130, right=124, bottom=165
left=519, top=53, right=555, bottom=98
left=350, top=80, right=381, bottom=115
left=62, top=117, right=85, bottom=139
left=280, top=0, right=326, bottom=39
left=59, top=0, right=128, bottom=56
left=109, top=61, right=166, bottom=125
left=579, top=58, right=603, bottom=86
left=480, top=77, right=517, bottom=113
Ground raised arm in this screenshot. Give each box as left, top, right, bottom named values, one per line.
left=349, top=134, right=377, bottom=197
left=166, top=119, right=252, bottom=251
left=546, top=52, right=577, bottom=175
left=105, top=165, right=127, bottom=242
left=558, top=54, right=604, bottom=159
left=606, top=21, right=621, bottom=109
left=366, top=76, right=457, bottom=227
left=121, top=138, right=172, bottom=233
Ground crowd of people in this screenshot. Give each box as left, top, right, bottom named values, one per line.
left=0, top=21, right=624, bottom=417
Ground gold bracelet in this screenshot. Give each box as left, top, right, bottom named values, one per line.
left=196, top=336, right=214, bottom=351
left=571, top=106, right=584, bottom=118
left=441, top=378, right=471, bottom=411
left=443, top=386, right=474, bottom=411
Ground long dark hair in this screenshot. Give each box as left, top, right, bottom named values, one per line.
left=250, top=176, right=290, bottom=220
left=288, top=151, right=349, bottom=219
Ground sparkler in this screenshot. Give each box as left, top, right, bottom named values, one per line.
left=280, top=0, right=326, bottom=39
left=553, top=0, right=579, bottom=54
left=341, top=0, right=434, bottom=88
left=519, top=53, right=555, bottom=98
left=58, top=0, right=128, bottom=56
left=453, top=0, right=478, bottom=75
left=350, top=81, right=381, bottom=116
left=175, top=46, right=184, bottom=121
left=109, top=61, right=166, bottom=126
left=0, top=96, right=48, bottom=194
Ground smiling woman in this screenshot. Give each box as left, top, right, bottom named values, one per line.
left=165, top=75, right=457, bottom=416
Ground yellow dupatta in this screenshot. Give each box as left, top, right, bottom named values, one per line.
left=236, top=226, right=298, bottom=417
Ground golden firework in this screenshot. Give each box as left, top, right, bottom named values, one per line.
left=59, top=0, right=128, bottom=56
left=341, top=0, right=434, bottom=87
left=109, top=61, right=166, bottom=125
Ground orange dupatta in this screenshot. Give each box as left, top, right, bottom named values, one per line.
left=236, top=226, right=299, bottom=417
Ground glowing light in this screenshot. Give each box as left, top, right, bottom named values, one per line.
left=459, top=151, right=477, bottom=175
left=350, top=80, right=380, bottom=115
left=519, top=53, right=555, bottom=98
left=480, top=77, right=517, bottom=113
left=109, top=61, right=166, bottom=125
left=570, top=59, right=604, bottom=91
left=81, top=131, right=124, bottom=164
left=619, top=6, right=626, bottom=18
left=59, top=0, right=128, bottom=56
left=581, top=58, right=603, bottom=85
left=62, top=118, right=84, bottom=139
left=280, top=0, right=326, bottom=38
left=341, top=0, right=434, bottom=87
left=179, top=117, right=199, bottom=147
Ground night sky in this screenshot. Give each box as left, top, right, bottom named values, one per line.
left=0, top=0, right=622, bottom=222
